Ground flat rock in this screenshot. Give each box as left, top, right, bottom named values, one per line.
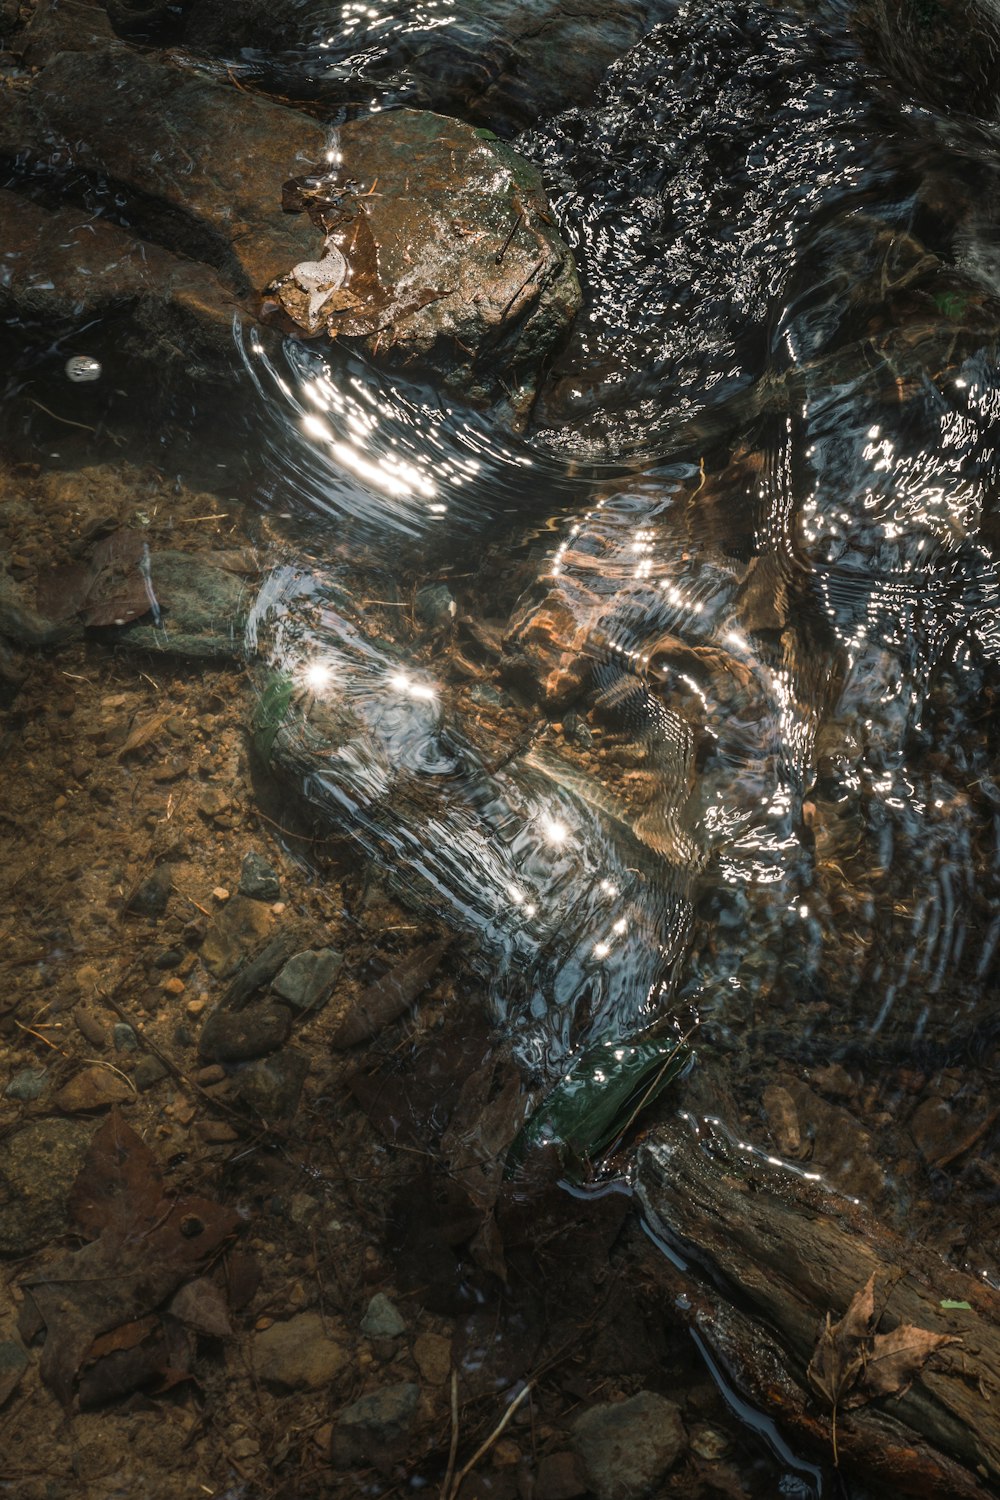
left=331, top=1381, right=421, bottom=1469
left=201, top=895, right=275, bottom=979
left=254, top=1312, right=349, bottom=1389
left=4, top=1068, right=48, bottom=1102
left=238, top=851, right=281, bottom=902
left=571, top=1391, right=686, bottom=1500
left=198, top=1000, right=292, bottom=1063
left=270, top=108, right=580, bottom=423
left=0, top=1119, right=93, bottom=1255
left=54, top=1065, right=135, bottom=1112
left=98, top=551, right=250, bottom=660
left=271, top=948, right=342, bottom=1012
left=412, top=1331, right=451, bottom=1385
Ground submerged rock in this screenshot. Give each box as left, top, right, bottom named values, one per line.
left=571, top=1391, right=686, bottom=1500
left=269, top=109, right=581, bottom=424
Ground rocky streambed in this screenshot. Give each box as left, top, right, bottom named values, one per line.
left=2, top=1, right=1000, bottom=1498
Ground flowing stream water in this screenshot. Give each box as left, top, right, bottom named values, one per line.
left=4, top=0, right=1000, bottom=1487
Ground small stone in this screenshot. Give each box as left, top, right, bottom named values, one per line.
left=331, top=1382, right=420, bottom=1469
left=198, top=787, right=231, bottom=820
left=571, top=1391, right=686, bottom=1500
left=689, top=1425, right=732, bottom=1461
left=762, top=1084, right=803, bottom=1159
left=76, top=964, right=102, bottom=991
left=55, top=1065, right=134, bottom=1112
left=535, top=1451, right=588, bottom=1500
left=415, top=583, right=456, bottom=628
left=4, top=1068, right=48, bottom=1101
left=360, top=1293, right=406, bottom=1340
left=162, top=976, right=186, bottom=995
left=195, top=1064, right=227, bottom=1085
left=199, top=1001, right=292, bottom=1063
left=413, top=1332, right=451, bottom=1385
left=239, top=851, right=281, bottom=902
left=231, top=1048, right=308, bottom=1119
left=53, top=794, right=67, bottom=811
left=230, top=1437, right=260, bottom=1461
left=172, top=1099, right=197, bottom=1126
left=73, top=1005, right=109, bottom=1048
left=198, top=1120, right=239, bottom=1144
left=491, top=1439, right=521, bottom=1468
left=153, top=949, right=184, bottom=970
left=910, top=1096, right=972, bottom=1166
left=254, top=1312, right=349, bottom=1389
left=271, top=948, right=342, bottom=1012
left=186, top=995, right=208, bottom=1016
left=124, top=864, right=173, bottom=918
left=112, top=1023, right=139, bottom=1052
left=135, top=1056, right=169, bottom=1092
left=213, top=887, right=230, bottom=902
left=201, top=895, right=274, bottom=979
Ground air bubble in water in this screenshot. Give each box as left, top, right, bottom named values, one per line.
left=65, top=355, right=102, bottom=383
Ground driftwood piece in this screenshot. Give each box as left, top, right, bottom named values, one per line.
left=637, top=1116, right=1000, bottom=1497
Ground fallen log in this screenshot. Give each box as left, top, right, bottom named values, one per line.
left=636, top=1115, right=1000, bottom=1498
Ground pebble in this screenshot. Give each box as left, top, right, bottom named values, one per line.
left=113, top=1023, right=139, bottom=1051
left=535, top=1451, right=588, bottom=1500
left=331, top=1382, right=420, bottom=1469
left=201, top=895, right=274, bottom=979
left=153, top=948, right=184, bottom=970
left=125, top=864, right=173, bottom=918
left=74, top=1004, right=109, bottom=1048
left=199, top=1002, right=292, bottom=1063
left=213, top=887, right=230, bottom=902
left=360, top=1293, right=406, bottom=1340
left=4, top=1067, right=47, bottom=1102
left=162, top=976, right=186, bottom=995
left=195, top=1064, right=227, bottom=1086
left=415, top=582, right=456, bottom=627
left=413, top=1332, right=451, bottom=1385
left=239, top=851, right=281, bottom=902
left=271, top=947, right=342, bottom=1012
left=54, top=1065, right=134, bottom=1111
left=231, top=1048, right=308, bottom=1120
left=571, top=1391, right=686, bottom=1500
left=254, top=1312, right=349, bottom=1390
left=186, top=995, right=208, bottom=1016
left=134, top=1056, right=169, bottom=1092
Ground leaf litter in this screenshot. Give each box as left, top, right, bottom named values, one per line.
left=19, top=1110, right=239, bottom=1408
left=807, top=1271, right=960, bottom=1462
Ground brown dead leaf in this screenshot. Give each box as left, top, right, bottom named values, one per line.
left=21, top=1112, right=238, bottom=1407
left=863, top=1322, right=959, bottom=1398
left=807, top=1273, right=875, bottom=1409
left=118, top=711, right=173, bottom=759
left=331, top=935, right=451, bottom=1049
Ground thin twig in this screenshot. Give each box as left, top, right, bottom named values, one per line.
left=440, top=1370, right=460, bottom=1500
left=448, top=1382, right=533, bottom=1498
left=26, top=397, right=97, bottom=433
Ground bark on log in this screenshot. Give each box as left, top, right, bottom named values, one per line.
left=637, top=1116, right=1000, bottom=1497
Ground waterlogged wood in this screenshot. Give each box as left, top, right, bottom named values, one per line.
left=637, top=1117, right=1000, bottom=1497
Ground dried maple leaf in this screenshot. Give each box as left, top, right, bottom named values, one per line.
left=863, top=1322, right=959, bottom=1398
left=20, top=1112, right=238, bottom=1408
left=807, top=1271, right=876, bottom=1408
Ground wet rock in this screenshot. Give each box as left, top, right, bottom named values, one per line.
left=201, top=895, right=275, bottom=979
left=413, top=1331, right=452, bottom=1385
left=330, top=1381, right=421, bottom=1469
left=198, top=1001, right=292, bottom=1063
left=909, top=1096, right=978, bottom=1168
left=416, top=584, right=456, bottom=628
left=360, top=1293, right=406, bottom=1340
left=123, top=863, right=172, bottom=919
left=783, top=1080, right=886, bottom=1205
left=571, top=1391, right=686, bottom=1500
left=762, top=1083, right=806, bottom=1160
left=0, top=190, right=236, bottom=393
left=0, top=1119, right=92, bottom=1254
left=112, top=1023, right=139, bottom=1052
left=179, top=0, right=661, bottom=136
left=238, top=852, right=281, bottom=902
left=270, top=109, right=580, bottom=424
left=169, top=1277, right=232, bottom=1338
left=254, top=1312, right=349, bottom=1390
left=230, top=1048, right=309, bottom=1119
left=18, top=0, right=116, bottom=62
left=73, top=1005, right=109, bottom=1049
left=271, top=947, right=342, bottom=1012
left=54, top=1065, right=134, bottom=1112
left=99, top=552, right=249, bottom=660
left=4, top=1068, right=48, bottom=1102
left=134, top=1055, right=169, bottom=1092
left=0, top=48, right=327, bottom=297
left=535, top=1451, right=589, bottom=1500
